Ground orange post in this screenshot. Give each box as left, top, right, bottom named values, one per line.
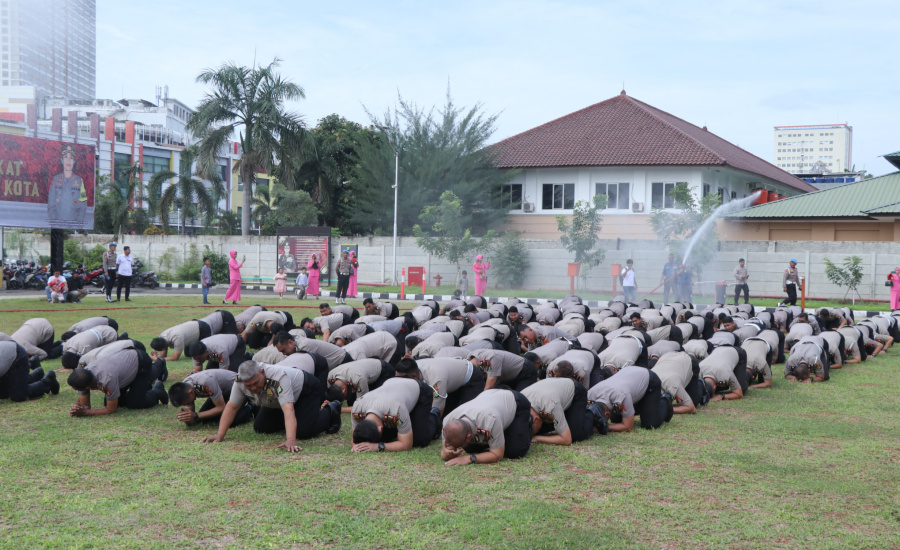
left=800, top=276, right=805, bottom=310
left=400, top=268, right=406, bottom=300
left=567, top=263, right=580, bottom=295
left=611, top=263, right=622, bottom=297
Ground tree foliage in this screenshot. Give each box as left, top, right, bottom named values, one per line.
left=649, top=184, right=721, bottom=279
left=347, top=86, right=515, bottom=236
left=556, top=194, right=607, bottom=284
left=413, top=190, right=496, bottom=280
left=188, top=58, right=311, bottom=236
left=147, top=146, right=217, bottom=235
left=492, top=231, right=530, bottom=288
left=824, top=256, right=864, bottom=303
left=260, top=187, right=319, bottom=236
left=93, top=173, right=148, bottom=239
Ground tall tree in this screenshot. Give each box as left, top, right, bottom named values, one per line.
left=250, top=182, right=274, bottom=228
left=556, top=194, right=607, bottom=287
left=147, top=146, right=215, bottom=235
left=94, top=171, right=147, bottom=241
left=348, top=87, right=515, bottom=236
left=187, top=58, right=310, bottom=236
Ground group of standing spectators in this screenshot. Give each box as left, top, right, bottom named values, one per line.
left=101, top=242, right=134, bottom=303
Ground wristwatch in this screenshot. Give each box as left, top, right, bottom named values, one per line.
left=378, top=442, right=385, bottom=452
left=470, top=454, right=478, bottom=464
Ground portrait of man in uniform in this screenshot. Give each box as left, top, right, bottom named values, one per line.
left=47, top=145, right=87, bottom=228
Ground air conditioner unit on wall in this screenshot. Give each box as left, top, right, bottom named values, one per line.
left=523, top=202, right=535, bottom=213
left=631, top=202, right=644, bottom=212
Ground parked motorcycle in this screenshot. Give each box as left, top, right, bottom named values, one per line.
left=130, top=260, right=159, bottom=289
left=83, top=266, right=106, bottom=288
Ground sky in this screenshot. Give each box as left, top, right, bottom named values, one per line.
left=97, top=0, right=900, bottom=175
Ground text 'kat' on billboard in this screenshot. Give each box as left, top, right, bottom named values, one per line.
left=0, top=134, right=96, bottom=230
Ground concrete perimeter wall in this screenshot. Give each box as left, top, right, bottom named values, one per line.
left=6, top=232, right=897, bottom=301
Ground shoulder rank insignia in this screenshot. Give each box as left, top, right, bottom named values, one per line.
left=263, top=378, right=282, bottom=398
left=192, top=384, right=212, bottom=397
left=431, top=383, right=447, bottom=399
left=537, top=410, right=557, bottom=426
left=475, top=427, right=491, bottom=442
left=352, top=412, right=365, bottom=420
left=97, top=384, right=111, bottom=396
left=383, top=414, right=400, bottom=428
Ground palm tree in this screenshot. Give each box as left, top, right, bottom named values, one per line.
left=250, top=182, right=275, bottom=229
left=98, top=168, right=146, bottom=242
left=187, top=58, right=311, bottom=237
left=215, top=209, right=241, bottom=235
left=147, top=146, right=215, bottom=235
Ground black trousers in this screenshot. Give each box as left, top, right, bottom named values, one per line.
left=198, top=389, right=254, bottom=427
left=0, top=345, right=50, bottom=402
left=116, top=275, right=132, bottom=300
left=733, top=347, right=749, bottom=394
left=663, top=283, right=675, bottom=304
left=104, top=270, right=117, bottom=298
left=37, top=332, right=63, bottom=360
left=785, top=284, right=797, bottom=306
left=505, top=359, right=538, bottom=392
left=120, top=352, right=165, bottom=409
left=635, top=370, right=668, bottom=430
left=219, top=310, right=238, bottom=335
left=336, top=274, right=350, bottom=300
left=253, top=371, right=331, bottom=439
left=197, top=320, right=212, bottom=341
left=371, top=361, right=395, bottom=391
left=685, top=356, right=704, bottom=407
left=409, top=380, right=439, bottom=448
left=734, top=284, right=749, bottom=305
left=503, top=390, right=533, bottom=459
left=307, top=352, right=330, bottom=387
left=443, top=367, right=485, bottom=416
left=565, top=381, right=594, bottom=442
left=282, top=312, right=295, bottom=332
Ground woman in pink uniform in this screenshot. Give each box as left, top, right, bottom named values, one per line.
left=472, top=254, right=490, bottom=296
left=347, top=251, right=359, bottom=298
left=224, top=250, right=244, bottom=305
left=307, top=253, right=321, bottom=299
left=889, top=267, right=900, bottom=310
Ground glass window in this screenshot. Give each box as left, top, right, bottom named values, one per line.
left=541, top=183, right=574, bottom=210
left=595, top=183, right=629, bottom=209
left=651, top=182, right=677, bottom=209
left=114, top=153, right=132, bottom=197
left=502, top=184, right=522, bottom=209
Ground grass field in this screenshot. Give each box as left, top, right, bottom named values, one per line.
left=1, top=295, right=899, bottom=549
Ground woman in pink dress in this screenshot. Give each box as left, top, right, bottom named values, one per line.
left=347, top=251, right=359, bottom=298
left=889, top=267, right=900, bottom=310
left=307, top=253, right=321, bottom=299
left=472, top=254, right=491, bottom=296
left=224, top=250, right=244, bottom=305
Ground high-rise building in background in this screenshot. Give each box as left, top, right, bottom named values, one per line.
left=1, top=0, right=96, bottom=100
left=772, top=124, right=852, bottom=175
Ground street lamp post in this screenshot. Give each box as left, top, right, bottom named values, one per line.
left=376, top=125, right=399, bottom=285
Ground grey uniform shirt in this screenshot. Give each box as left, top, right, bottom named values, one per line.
left=683, top=339, right=710, bottom=362
left=182, top=369, right=236, bottom=402
left=459, top=326, right=500, bottom=347
left=327, top=358, right=383, bottom=396
left=67, top=317, right=111, bottom=334
left=741, top=330, right=779, bottom=381
left=786, top=322, right=814, bottom=346
left=416, top=357, right=473, bottom=411
left=247, top=311, right=288, bottom=334
left=84, top=349, right=140, bottom=401
left=234, top=306, right=265, bottom=330
left=442, top=389, right=517, bottom=450
left=343, top=332, right=397, bottom=362
left=469, top=349, right=524, bottom=382
left=598, top=335, right=643, bottom=369
left=786, top=337, right=827, bottom=378
left=435, top=346, right=474, bottom=359
left=648, top=339, right=681, bottom=359
left=535, top=308, right=562, bottom=325
left=199, top=334, right=242, bottom=371
left=63, top=326, right=118, bottom=356
left=411, top=305, right=435, bottom=326
left=646, top=325, right=673, bottom=344
left=229, top=364, right=305, bottom=409
left=531, top=338, right=574, bottom=366
left=160, top=320, right=201, bottom=352
left=411, top=332, right=458, bottom=359
left=276, top=353, right=317, bottom=375
left=357, top=315, right=387, bottom=325
left=547, top=349, right=596, bottom=384
left=699, top=347, right=741, bottom=391
left=351, top=378, right=422, bottom=435
left=315, top=313, right=347, bottom=333
left=199, top=311, right=225, bottom=335
left=820, top=331, right=843, bottom=363
left=0, top=341, right=19, bottom=377
left=293, top=338, right=347, bottom=370
left=521, top=378, right=576, bottom=435
left=329, top=323, right=369, bottom=345
left=586, top=366, right=649, bottom=419
left=77, top=339, right=137, bottom=369
left=370, top=318, right=405, bottom=336
left=253, top=345, right=287, bottom=365
left=332, top=305, right=357, bottom=317
left=651, top=351, right=694, bottom=406
left=733, top=323, right=762, bottom=344
left=576, top=332, right=604, bottom=353
left=838, top=327, right=861, bottom=359
left=11, top=318, right=54, bottom=359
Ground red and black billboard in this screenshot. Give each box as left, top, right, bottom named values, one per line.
left=0, top=134, right=96, bottom=230
left=277, top=226, right=331, bottom=285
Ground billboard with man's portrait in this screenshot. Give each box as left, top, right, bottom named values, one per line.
left=0, top=134, right=96, bottom=230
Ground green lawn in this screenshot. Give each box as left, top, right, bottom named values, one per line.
left=1, top=296, right=899, bottom=549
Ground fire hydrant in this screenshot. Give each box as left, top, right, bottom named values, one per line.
left=433, top=274, right=443, bottom=287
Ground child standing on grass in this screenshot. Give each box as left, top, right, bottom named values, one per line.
left=457, top=270, right=469, bottom=300
left=274, top=268, right=287, bottom=299
left=295, top=267, right=309, bottom=300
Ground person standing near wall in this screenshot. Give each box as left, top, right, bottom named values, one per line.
left=102, top=242, right=117, bottom=303
left=472, top=255, right=490, bottom=297
left=781, top=259, right=801, bottom=307
left=224, top=250, right=245, bottom=305
left=347, top=251, right=359, bottom=298
left=621, top=259, right=637, bottom=303
left=888, top=267, right=900, bottom=310
left=115, top=246, right=134, bottom=302
left=201, top=257, right=213, bottom=305
left=307, top=254, right=321, bottom=300
left=660, top=254, right=678, bottom=304
left=733, top=259, right=749, bottom=306
left=335, top=251, right=352, bottom=305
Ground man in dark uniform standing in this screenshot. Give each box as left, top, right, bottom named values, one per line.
left=102, top=242, right=118, bottom=303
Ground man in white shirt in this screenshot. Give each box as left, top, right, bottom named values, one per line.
left=621, top=259, right=637, bottom=303
left=45, top=269, right=68, bottom=303
left=115, top=246, right=134, bottom=302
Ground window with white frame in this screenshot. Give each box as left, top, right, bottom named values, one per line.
left=501, top=183, right=523, bottom=210
left=542, top=183, right=574, bottom=210
left=651, top=182, right=682, bottom=209
left=595, top=182, right=629, bottom=209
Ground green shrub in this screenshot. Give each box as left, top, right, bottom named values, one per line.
left=492, top=231, right=530, bottom=288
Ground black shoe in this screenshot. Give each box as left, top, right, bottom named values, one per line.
left=153, top=380, right=168, bottom=405
left=156, top=358, right=168, bottom=382
left=223, top=300, right=228, bottom=305
left=31, top=366, right=45, bottom=380
left=662, top=392, right=674, bottom=423
left=125, top=298, right=132, bottom=302
left=587, top=403, right=609, bottom=435
left=28, top=356, right=42, bottom=371
left=326, top=400, right=342, bottom=434
left=232, top=301, right=237, bottom=305
left=45, top=370, right=60, bottom=395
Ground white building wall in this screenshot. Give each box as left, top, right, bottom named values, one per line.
left=773, top=124, right=852, bottom=174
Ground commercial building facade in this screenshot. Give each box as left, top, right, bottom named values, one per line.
left=772, top=123, right=852, bottom=174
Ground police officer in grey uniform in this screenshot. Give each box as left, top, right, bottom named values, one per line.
left=699, top=346, right=746, bottom=399
left=785, top=337, right=830, bottom=383
left=547, top=349, right=601, bottom=387
left=741, top=329, right=781, bottom=389
left=395, top=357, right=484, bottom=416
left=199, top=310, right=239, bottom=336
left=188, top=334, right=248, bottom=373
left=151, top=318, right=211, bottom=362
left=61, top=316, right=119, bottom=340
left=9, top=318, right=60, bottom=360
left=328, top=323, right=372, bottom=346
left=202, top=361, right=341, bottom=452
left=242, top=311, right=295, bottom=348
left=273, top=332, right=352, bottom=371
left=303, top=311, right=352, bottom=342
left=60, top=325, right=120, bottom=369
left=234, top=305, right=267, bottom=333
left=342, top=331, right=399, bottom=364
left=441, top=388, right=533, bottom=465
left=67, top=348, right=168, bottom=416
left=0, top=341, right=59, bottom=401
left=325, top=358, right=394, bottom=411
left=408, top=332, right=458, bottom=359
left=468, top=348, right=537, bottom=391
left=350, top=377, right=440, bottom=451
left=363, top=298, right=399, bottom=319
left=650, top=351, right=704, bottom=414
left=167, top=369, right=254, bottom=428
left=586, top=366, right=672, bottom=432
left=522, top=377, right=594, bottom=445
